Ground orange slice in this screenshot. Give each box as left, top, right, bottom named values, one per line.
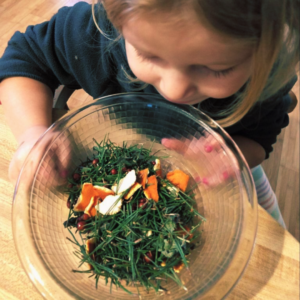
left=144, top=175, right=159, bottom=202
left=137, top=168, right=149, bottom=189
left=124, top=182, right=142, bottom=200
left=73, top=183, right=94, bottom=212
left=166, top=169, right=189, bottom=192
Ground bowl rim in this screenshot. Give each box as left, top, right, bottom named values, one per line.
left=12, top=92, right=258, bottom=299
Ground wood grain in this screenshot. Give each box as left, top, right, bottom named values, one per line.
left=262, top=79, right=299, bottom=241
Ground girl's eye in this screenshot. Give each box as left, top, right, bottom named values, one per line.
left=135, top=49, right=159, bottom=62
left=135, top=48, right=235, bottom=78
left=190, top=65, right=235, bottom=78
left=210, top=67, right=234, bottom=78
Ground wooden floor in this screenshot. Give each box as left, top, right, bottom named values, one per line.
left=0, top=0, right=299, bottom=240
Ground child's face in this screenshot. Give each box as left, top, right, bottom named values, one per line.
left=123, top=13, right=254, bottom=105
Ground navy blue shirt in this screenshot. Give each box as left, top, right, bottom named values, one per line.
left=0, top=2, right=297, bottom=158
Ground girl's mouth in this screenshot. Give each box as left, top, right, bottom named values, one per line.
left=159, top=92, right=207, bottom=105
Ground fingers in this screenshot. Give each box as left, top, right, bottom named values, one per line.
left=161, top=138, right=189, bottom=155
left=33, top=133, right=72, bottom=187
left=161, top=133, right=222, bottom=156
left=161, top=135, right=236, bottom=189
left=9, top=141, right=33, bottom=184
left=202, top=131, right=222, bottom=153
left=9, top=130, right=73, bottom=189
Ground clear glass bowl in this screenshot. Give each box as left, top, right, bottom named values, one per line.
left=13, top=93, right=257, bottom=299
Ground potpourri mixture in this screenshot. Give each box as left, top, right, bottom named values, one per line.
left=64, top=137, right=205, bottom=294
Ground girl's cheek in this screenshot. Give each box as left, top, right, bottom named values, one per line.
left=130, top=61, right=158, bottom=84
left=125, top=43, right=159, bottom=85
left=203, top=69, right=251, bottom=99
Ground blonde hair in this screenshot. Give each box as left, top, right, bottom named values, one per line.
left=94, top=0, right=299, bottom=127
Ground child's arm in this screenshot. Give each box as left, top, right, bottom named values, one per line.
left=0, top=2, right=107, bottom=181
left=0, top=77, right=53, bottom=141
left=0, top=77, right=54, bottom=181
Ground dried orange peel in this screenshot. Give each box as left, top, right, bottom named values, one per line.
left=84, top=196, right=99, bottom=217
left=94, top=185, right=115, bottom=200
left=86, top=237, right=97, bottom=269
left=124, top=182, right=142, bottom=200
left=137, top=168, right=149, bottom=189
left=73, top=183, right=94, bottom=212
left=166, top=169, right=190, bottom=192
left=74, top=183, right=115, bottom=214
left=176, top=225, right=194, bottom=240
left=144, top=175, right=159, bottom=202
left=86, top=237, right=97, bottom=253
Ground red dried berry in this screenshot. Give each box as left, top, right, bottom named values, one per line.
left=67, top=183, right=74, bottom=189
left=67, top=199, right=72, bottom=209
left=92, top=159, right=99, bottom=166
left=138, top=198, right=147, bottom=210
left=111, top=169, right=117, bottom=175
left=122, top=167, right=127, bottom=173
left=82, top=213, right=90, bottom=221
left=138, top=203, right=147, bottom=210
left=151, top=160, right=156, bottom=165
left=73, top=173, right=81, bottom=181
left=77, top=221, right=86, bottom=231
left=144, top=251, right=153, bottom=263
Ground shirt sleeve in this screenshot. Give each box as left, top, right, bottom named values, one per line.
left=0, top=2, right=112, bottom=98
left=226, top=75, right=298, bottom=159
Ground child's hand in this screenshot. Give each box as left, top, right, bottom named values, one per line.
left=161, top=134, right=239, bottom=188
left=9, top=126, right=70, bottom=186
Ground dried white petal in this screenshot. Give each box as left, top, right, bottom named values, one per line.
left=167, top=186, right=179, bottom=196
left=153, top=159, right=161, bottom=171
left=96, top=195, right=122, bottom=215
left=111, top=170, right=136, bottom=194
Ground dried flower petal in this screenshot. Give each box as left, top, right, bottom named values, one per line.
left=153, top=159, right=162, bottom=177
left=112, top=170, right=136, bottom=194
left=96, top=195, right=122, bottom=215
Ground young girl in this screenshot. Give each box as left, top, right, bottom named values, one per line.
left=0, top=0, right=298, bottom=227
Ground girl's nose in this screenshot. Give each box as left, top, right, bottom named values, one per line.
left=160, top=69, right=197, bottom=102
